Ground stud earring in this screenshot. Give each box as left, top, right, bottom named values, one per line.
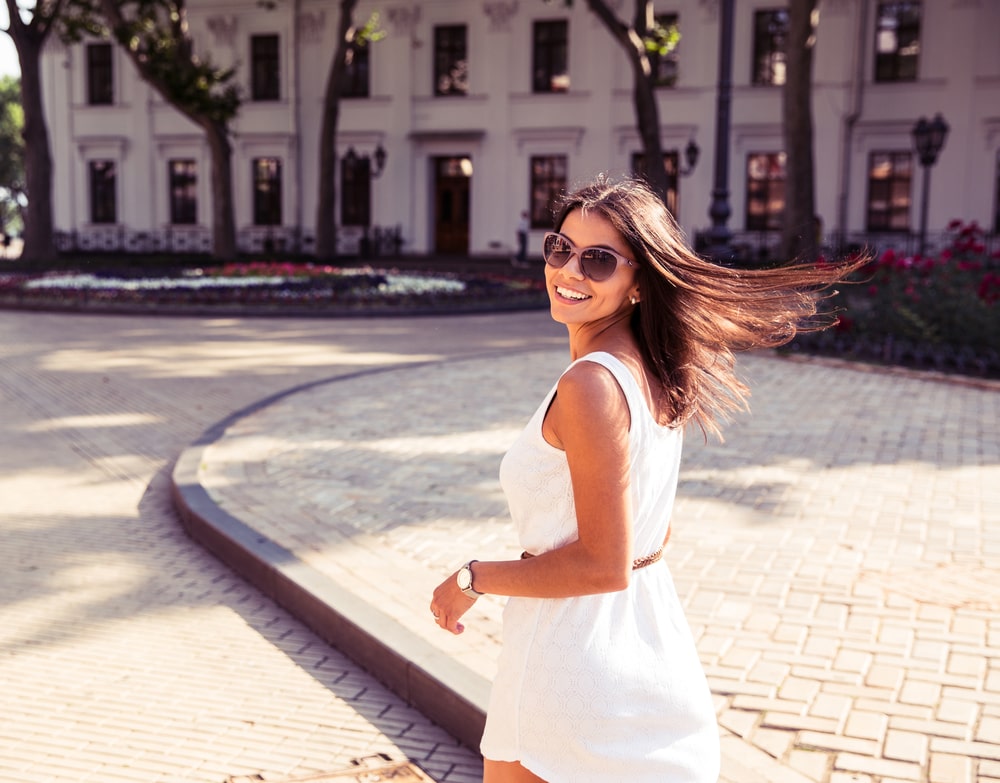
left=630, top=296, right=638, bottom=305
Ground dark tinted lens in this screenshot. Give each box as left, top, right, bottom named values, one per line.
left=580, top=249, right=619, bottom=281
left=543, top=234, right=572, bottom=267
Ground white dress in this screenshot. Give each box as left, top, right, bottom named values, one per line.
left=480, top=352, right=720, bottom=782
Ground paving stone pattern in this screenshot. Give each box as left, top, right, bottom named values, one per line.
left=197, top=347, right=1000, bottom=783
left=1, top=310, right=568, bottom=783
left=3, top=308, right=999, bottom=783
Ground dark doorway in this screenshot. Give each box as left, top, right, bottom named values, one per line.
left=433, top=156, right=471, bottom=254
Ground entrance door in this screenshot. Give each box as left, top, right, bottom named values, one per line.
left=433, top=156, right=472, bottom=254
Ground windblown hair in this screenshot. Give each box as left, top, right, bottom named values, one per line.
left=554, top=175, right=864, bottom=439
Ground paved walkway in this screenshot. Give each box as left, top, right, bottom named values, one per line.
left=3, top=308, right=999, bottom=782
left=172, top=319, right=1000, bottom=782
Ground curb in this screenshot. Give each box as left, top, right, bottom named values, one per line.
left=168, top=362, right=498, bottom=751
left=171, top=422, right=491, bottom=751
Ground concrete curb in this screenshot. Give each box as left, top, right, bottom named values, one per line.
left=170, top=372, right=492, bottom=752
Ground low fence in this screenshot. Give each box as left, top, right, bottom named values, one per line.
left=53, top=224, right=406, bottom=259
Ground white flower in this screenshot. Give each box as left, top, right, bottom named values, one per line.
left=24, top=273, right=287, bottom=291
left=378, top=274, right=466, bottom=296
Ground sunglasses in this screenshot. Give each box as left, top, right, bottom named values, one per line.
left=542, top=232, right=635, bottom=282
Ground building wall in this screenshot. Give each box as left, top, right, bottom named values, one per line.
left=40, top=0, right=1000, bottom=258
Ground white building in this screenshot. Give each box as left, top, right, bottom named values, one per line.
left=41, top=0, right=1000, bottom=260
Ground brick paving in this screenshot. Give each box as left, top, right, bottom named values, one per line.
left=178, top=335, right=1000, bottom=782
left=0, top=310, right=565, bottom=783
left=3, top=308, right=999, bottom=782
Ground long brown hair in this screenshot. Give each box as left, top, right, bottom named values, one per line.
left=554, top=175, right=863, bottom=439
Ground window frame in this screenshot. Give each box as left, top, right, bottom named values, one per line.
left=250, top=34, right=281, bottom=101
left=874, top=1, right=921, bottom=83
left=86, top=43, right=114, bottom=106
left=341, top=155, right=371, bottom=227
left=252, top=157, right=283, bottom=226
left=529, top=155, right=567, bottom=229
left=433, top=24, right=468, bottom=97
left=751, top=9, right=789, bottom=87
left=865, top=150, right=913, bottom=232
left=342, top=43, right=370, bottom=98
left=745, top=152, right=786, bottom=232
left=168, top=159, right=198, bottom=226
left=631, top=150, right=680, bottom=217
left=532, top=20, right=569, bottom=94
left=88, top=159, right=117, bottom=224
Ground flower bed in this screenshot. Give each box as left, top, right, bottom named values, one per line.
left=788, top=221, right=1000, bottom=378
left=0, top=261, right=548, bottom=315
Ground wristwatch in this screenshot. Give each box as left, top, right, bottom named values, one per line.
left=457, top=560, right=483, bottom=599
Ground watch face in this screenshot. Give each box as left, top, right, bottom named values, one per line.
left=457, top=567, right=472, bottom=590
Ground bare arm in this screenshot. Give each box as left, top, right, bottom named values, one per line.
left=431, top=362, right=634, bottom=634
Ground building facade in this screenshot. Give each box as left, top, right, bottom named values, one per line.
left=41, top=0, right=1000, bottom=259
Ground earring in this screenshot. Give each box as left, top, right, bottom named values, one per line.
left=630, top=296, right=638, bottom=305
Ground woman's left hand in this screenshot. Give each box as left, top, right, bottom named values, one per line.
left=430, top=571, right=477, bottom=635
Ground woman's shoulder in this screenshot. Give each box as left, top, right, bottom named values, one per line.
left=557, top=355, right=632, bottom=416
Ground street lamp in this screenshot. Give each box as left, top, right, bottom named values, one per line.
left=704, top=0, right=735, bottom=262
left=911, top=113, right=948, bottom=257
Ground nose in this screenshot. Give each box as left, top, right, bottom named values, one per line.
left=563, top=250, right=586, bottom=279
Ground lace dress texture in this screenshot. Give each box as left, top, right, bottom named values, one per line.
left=479, top=352, right=721, bottom=782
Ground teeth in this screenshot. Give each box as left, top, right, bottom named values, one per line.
left=556, top=286, right=590, bottom=301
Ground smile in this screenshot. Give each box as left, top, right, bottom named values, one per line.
left=555, top=285, right=591, bottom=302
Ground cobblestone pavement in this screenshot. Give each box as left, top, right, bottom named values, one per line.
left=4, top=308, right=999, bottom=783
left=183, top=336, right=1000, bottom=782
left=0, top=309, right=565, bottom=783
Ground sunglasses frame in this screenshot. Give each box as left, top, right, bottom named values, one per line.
left=541, top=232, right=636, bottom=282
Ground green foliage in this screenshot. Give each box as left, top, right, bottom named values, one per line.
left=354, top=12, right=385, bottom=47
left=0, top=75, right=25, bottom=235
left=104, top=0, right=240, bottom=123
left=644, top=20, right=679, bottom=57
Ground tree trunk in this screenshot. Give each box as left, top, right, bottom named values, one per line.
left=585, top=0, right=671, bottom=205
left=781, top=0, right=819, bottom=262
left=99, top=0, right=238, bottom=261
left=315, top=0, right=358, bottom=261
left=6, top=1, right=56, bottom=262
left=203, top=121, right=236, bottom=260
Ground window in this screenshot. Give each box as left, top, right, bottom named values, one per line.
left=631, top=151, right=680, bottom=217
left=341, top=155, right=371, bottom=227
left=89, top=160, right=117, bottom=224
left=168, top=160, right=197, bottom=225
left=745, top=152, right=786, bottom=231
left=529, top=155, right=567, bottom=229
left=866, top=151, right=912, bottom=231
left=533, top=20, right=569, bottom=93
left=87, top=43, right=114, bottom=105
left=252, top=158, right=282, bottom=226
left=434, top=25, right=468, bottom=96
left=752, top=10, right=788, bottom=86
left=342, top=43, right=370, bottom=98
left=251, top=34, right=280, bottom=101
left=648, top=13, right=680, bottom=88
left=875, top=2, right=920, bottom=82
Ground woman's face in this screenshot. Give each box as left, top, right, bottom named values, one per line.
left=545, top=209, right=640, bottom=326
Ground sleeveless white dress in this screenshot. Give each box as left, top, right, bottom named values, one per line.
left=480, top=352, right=720, bottom=782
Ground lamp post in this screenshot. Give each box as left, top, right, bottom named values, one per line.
left=911, top=113, right=948, bottom=257
left=704, top=0, right=735, bottom=262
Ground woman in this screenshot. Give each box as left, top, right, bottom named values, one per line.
left=430, top=176, right=859, bottom=782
